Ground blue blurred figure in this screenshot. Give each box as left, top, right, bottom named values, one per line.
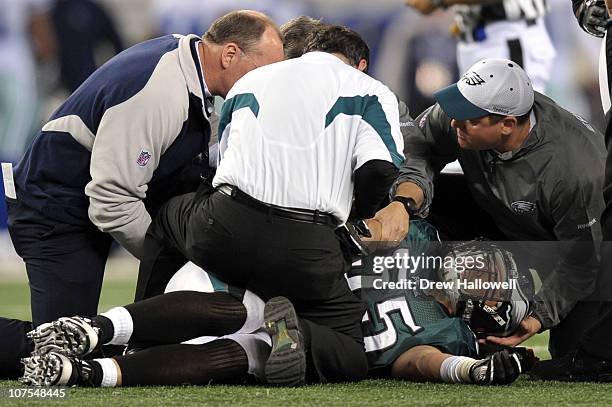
left=52, top=0, right=124, bottom=93
left=0, top=0, right=55, bottom=229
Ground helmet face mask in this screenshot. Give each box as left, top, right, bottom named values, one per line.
left=456, top=299, right=527, bottom=338
left=439, top=243, right=533, bottom=338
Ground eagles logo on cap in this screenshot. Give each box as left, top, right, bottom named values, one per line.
left=463, top=72, right=486, bottom=86
left=433, top=58, right=534, bottom=120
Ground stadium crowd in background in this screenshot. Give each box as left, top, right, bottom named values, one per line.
left=0, top=0, right=55, bottom=229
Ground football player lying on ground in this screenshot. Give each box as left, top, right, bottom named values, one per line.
left=0, top=16, right=407, bottom=382
left=21, top=220, right=530, bottom=387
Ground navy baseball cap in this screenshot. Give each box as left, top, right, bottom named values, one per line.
left=434, top=58, right=534, bottom=120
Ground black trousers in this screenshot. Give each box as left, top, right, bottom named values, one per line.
left=0, top=317, right=32, bottom=379
left=579, top=302, right=612, bottom=361
left=6, top=199, right=113, bottom=327
left=147, top=190, right=368, bottom=383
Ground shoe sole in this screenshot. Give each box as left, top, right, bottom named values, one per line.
left=28, top=317, right=98, bottom=357
left=263, top=296, right=306, bottom=387
left=20, top=353, right=72, bottom=387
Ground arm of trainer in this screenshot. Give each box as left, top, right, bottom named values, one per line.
left=366, top=104, right=457, bottom=241
left=487, top=158, right=605, bottom=346
left=352, top=86, right=405, bottom=220
left=534, top=172, right=603, bottom=325
left=85, top=70, right=191, bottom=259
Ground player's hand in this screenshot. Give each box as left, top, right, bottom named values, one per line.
left=470, top=349, right=523, bottom=385
left=481, top=316, right=542, bottom=347
left=405, top=0, right=438, bottom=15
left=363, top=201, right=410, bottom=243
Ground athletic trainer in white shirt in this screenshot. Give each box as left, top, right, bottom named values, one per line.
left=151, top=24, right=404, bottom=387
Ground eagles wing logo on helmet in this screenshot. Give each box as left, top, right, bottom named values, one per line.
left=462, top=72, right=486, bottom=86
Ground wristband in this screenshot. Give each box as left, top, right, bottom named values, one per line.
left=392, top=196, right=418, bottom=216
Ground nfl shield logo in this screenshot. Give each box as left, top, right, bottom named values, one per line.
left=137, top=150, right=152, bottom=167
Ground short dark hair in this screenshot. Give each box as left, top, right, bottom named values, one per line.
left=489, top=108, right=532, bottom=126
left=280, top=16, right=324, bottom=59
left=303, top=25, right=370, bottom=71
left=203, top=10, right=281, bottom=54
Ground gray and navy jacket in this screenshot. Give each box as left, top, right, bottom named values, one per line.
left=397, top=92, right=606, bottom=328
left=14, top=34, right=212, bottom=258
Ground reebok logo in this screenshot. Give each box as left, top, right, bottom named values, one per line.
left=462, top=72, right=486, bottom=86
left=400, top=121, right=415, bottom=127
left=577, top=218, right=597, bottom=230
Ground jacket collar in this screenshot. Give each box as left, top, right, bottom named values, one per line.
left=176, top=34, right=214, bottom=116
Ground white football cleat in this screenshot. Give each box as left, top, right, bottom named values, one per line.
left=27, top=316, right=99, bottom=357
left=20, top=352, right=96, bottom=387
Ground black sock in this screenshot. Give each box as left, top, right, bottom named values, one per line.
left=72, top=360, right=103, bottom=387
left=92, top=316, right=114, bottom=345
left=114, top=339, right=249, bottom=386
left=124, top=291, right=247, bottom=344
left=89, top=360, right=104, bottom=387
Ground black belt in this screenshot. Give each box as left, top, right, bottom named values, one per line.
left=217, top=185, right=338, bottom=227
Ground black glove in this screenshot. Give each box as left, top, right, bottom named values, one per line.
left=478, top=344, right=540, bottom=373
left=469, top=349, right=523, bottom=385
left=575, top=0, right=609, bottom=38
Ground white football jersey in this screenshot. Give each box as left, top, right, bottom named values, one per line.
left=213, top=52, right=404, bottom=224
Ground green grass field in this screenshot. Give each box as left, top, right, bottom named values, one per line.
left=1, top=264, right=611, bottom=407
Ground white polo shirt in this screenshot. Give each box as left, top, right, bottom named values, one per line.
left=213, top=52, right=404, bottom=224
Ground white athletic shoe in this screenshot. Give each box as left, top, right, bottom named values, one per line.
left=20, top=352, right=96, bottom=387
left=27, top=316, right=99, bottom=357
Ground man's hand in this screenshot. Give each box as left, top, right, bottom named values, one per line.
left=576, top=0, right=609, bottom=38
left=405, top=0, right=438, bottom=15
left=482, top=316, right=542, bottom=347
left=364, top=201, right=410, bottom=243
